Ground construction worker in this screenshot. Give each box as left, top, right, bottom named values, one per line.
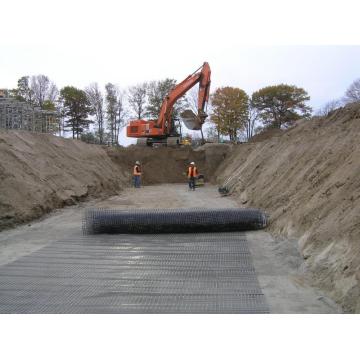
left=187, top=161, right=198, bottom=191
left=133, top=161, right=142, bottom=188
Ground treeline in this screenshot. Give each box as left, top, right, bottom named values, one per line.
left=8, top=76, right=189, bottom=145
left=7, top=74, right=360, bottom=145
left=209, top=84, right=311, bottom=142
left=208, top=76, right=360, bottom=143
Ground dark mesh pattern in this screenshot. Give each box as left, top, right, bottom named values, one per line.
left=83, top=208, right=267, bottom=235
left=0, top=232, right=269, bottom=313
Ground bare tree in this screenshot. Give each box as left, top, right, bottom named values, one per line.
left=105, top=84, right=128, bottom=146
left=246, top=102, right=260, bottom=140
left=186, top=86, right=199, bottom=113
left=30, top=75, right=58, bottom=108
left=205, top=125, right=219, bottom=142
left=57, top=102, right=66, bottom=137
left=343, top=78, right=360, bottom=104
left=115, top=91, right=128, bottom=145
left=86, top=83, right=105, bottom=144
left=128, top=83, right=147, bottom=119
left=105, top=83, right=118, bottom=145
left=316, top=99, right=342, bottom=117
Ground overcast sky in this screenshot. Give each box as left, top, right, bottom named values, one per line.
left=1, top=0, right=359, bottom=144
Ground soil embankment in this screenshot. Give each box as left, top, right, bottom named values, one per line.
left=0, top=130, right=129, bottom=230
left=106, top=143, right=230, bottom=185
left=216, top=103, right=360, bottom=312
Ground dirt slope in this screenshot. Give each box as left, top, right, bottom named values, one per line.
left=107, top=143, right=230, bottom=185
left=216, top=103, right=360, bottom=312
left=0, top=130, right=128, bottom=230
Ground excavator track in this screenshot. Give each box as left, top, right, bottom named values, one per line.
left=166, top=136, right=180, bottom=147
left=136, top=138, right=148, bottom=146
left=136, top=137, right=180, bottom=147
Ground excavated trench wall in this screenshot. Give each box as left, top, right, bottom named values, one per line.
left=215, top=103, right=360, bottom=313
left=0, top=130, right=129, bottom=230
left=106, top=143, right=231, bottom=185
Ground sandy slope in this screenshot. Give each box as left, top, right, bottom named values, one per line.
left=215, top=103, right=360, bottom=312
left=0, top=130, right=129, bottom=230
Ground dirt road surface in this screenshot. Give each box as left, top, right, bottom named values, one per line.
left=0, top=184, right=340, bottom=313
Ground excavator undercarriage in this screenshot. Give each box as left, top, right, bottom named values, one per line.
left=136, top=136, right=180, bottom=147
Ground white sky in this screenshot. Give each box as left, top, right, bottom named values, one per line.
left=1, top=0, right=360, bottom=145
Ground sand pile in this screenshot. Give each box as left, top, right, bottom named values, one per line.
left=0, top=130, right=128, bottom=230
left=216, top=103, right=360, bottom=312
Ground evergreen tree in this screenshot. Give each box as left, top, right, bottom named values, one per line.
left=59, top=86, right=92, bottom=139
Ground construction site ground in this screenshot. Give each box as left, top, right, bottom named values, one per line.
left=0, top=184, right=340, bottom=313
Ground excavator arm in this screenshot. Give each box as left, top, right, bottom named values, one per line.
left=156, top=62, right=211, bottom=133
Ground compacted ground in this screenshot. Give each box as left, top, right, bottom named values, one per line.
left=0, top=184, right=340, bottom=313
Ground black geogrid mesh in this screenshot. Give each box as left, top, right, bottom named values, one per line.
left=0, top=232, right=269, bottom=313
left=83, top=208, right=267, bottom=234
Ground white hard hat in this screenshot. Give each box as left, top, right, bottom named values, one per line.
left=135, top=161, right=140, bottom=165
left=190, top=161, right=195, bottom=165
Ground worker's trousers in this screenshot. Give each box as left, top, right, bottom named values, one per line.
left=188, top=177, right=196, bottom=190
left=134, top=175, right=141, bottom=188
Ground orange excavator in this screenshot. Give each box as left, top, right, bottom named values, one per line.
left=126, top=62, right=211, bottom=146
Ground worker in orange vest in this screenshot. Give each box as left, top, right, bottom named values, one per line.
left=187, top=161, right=198, bottom=191
left=133, top=161, right=142, bottom=188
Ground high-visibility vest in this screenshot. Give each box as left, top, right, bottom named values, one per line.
left=133, top=165, right=141, bottom=176
left=187, top=166, right=198, bottom=178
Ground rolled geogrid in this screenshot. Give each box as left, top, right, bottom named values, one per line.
left=83, top=208, right=267, bottom=235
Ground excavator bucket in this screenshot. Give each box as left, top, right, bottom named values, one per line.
left=180, top=110, right=204, bottom=130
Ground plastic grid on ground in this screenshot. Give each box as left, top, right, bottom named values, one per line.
left=0, top=232, right=269, bottom=313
